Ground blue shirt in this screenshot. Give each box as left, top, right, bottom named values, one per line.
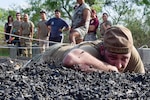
left=46, top=17, right=69, bottom=37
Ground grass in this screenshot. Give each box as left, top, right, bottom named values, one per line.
left=0, top=48, right=9, bottom=56
left=0, top=25, right=10, bottom=57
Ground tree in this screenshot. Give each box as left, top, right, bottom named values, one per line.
left=0, top=8, right=16, bottom=25
left=0, top=0, right=149, bottom=46
left=135, top=0, right=150, bottom=33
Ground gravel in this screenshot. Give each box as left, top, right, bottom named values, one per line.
left=0, top=57, right=149, bottom=100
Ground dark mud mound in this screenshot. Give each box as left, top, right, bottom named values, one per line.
left=0, top=58, right=150, bottom=100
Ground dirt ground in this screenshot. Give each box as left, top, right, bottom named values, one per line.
left=0, top=57, right=149, bottom=99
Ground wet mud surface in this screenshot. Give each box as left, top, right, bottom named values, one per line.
left=0, top=57, right=150, bottom=99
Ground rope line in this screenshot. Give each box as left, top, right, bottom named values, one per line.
left=0, top=31, right=65, bottom=49
left=0, top=45, right=42, bottom=49
left=0, top=32, right=62, bottom=44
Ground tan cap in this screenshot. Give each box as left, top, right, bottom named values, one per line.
left=103, top=25, right=133, bottom=54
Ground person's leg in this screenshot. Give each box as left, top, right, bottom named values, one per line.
left=49, top=36, right=62, bottom=46
left=45, top=37, right=49, bottom=51
left=76, top=38, right=83, bottom=44
left=69, top=31, right=82, bottom=44
left=13, top=37, right=21, bottom=56
left=17, top=40, right=22, bottom=56
left=55, top=36, right=62, bottom=43
left=5, top=34, right=10, bottom=43
left=49, top=37, right=55, bottom=46
left=84, top=33, right=97, bottom=41
left=39, top=41, right=44, bottom=53
left=20, top=39, right=23, bottom=56
left=26, top=41, right=32, bottom=58
left=20, top=38, right=26, bottom=57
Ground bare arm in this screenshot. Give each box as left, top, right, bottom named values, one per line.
left=10, top=25, right=13, bottom=35
left=47, top=26, right=51, bottom=36
left=102, top=22, right=111, bottom=31
left=59, top=26, right=70, bottom=32
left=76, top=8, right=91, bottom=28
left=30, top=25, right=34, bottom=38
left=19, top=26, right=22, bottom=36
left=63, top=48, right=118, bottom=72
left=37, top=25, right=40, bottom=39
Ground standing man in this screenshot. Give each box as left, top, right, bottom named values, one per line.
left=69, top=0, right=91, bottom=44
left=46, top=9, right=70, bottom=46
left=100, top=13, right=112, bottom=37
left=20, top=14, right=34, bottom=57
left=84, top=9, right=99, bottom=41
left=10, top=12, right=22, bottom=56
left=37, top=10, right=49, bottom=53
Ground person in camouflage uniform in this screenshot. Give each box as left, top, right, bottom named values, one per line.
left=20, top=14, right=34, bottom=57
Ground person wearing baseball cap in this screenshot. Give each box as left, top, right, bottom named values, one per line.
left=62, top=25, right=145, bottom=73
left=37, top=9, right=49, bottom=53
left=40, top=10, right=46, bottom=14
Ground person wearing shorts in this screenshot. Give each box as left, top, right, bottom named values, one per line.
left=69, top=0, right=91, bottom=44
left=20, top=14, right=34, bottom=57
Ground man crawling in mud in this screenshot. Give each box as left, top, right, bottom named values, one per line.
left=29, top=25, right=145, bottom=73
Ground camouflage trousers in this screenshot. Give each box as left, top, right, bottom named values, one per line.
left=20, top=38, right=32, bottom=58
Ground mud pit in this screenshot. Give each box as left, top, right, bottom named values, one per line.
left=0, top=57, right=149, bottom=99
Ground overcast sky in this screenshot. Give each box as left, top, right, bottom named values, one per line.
left=0, top=0, right=28, bottom=10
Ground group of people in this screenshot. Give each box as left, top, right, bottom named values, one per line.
left=4, top=0, right=111, bottom=56
left=4, top=0, right=145, bottom=73
left=69, top=1, right=112, bottom=44
left=4, top=13, right=34, bottom=57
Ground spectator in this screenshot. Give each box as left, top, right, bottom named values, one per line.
left=46, top=9, right=70, bottom=46
left=100, top=13, right=112, bottom=37
left=20, top=14, right=34, bottom=57
left=69, top=0, right=91, bottom=44
left=10, top=12, right=22, bottom=56
left=4, top=15, right=13, bottom=44
left=84, top=9, right=99, bottom=41
left=37, top=10, right=50, bottom=53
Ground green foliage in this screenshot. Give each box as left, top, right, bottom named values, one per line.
left=0, top=25, right=4, bottom=40
left=0, top=25, right=9, bottom=57
left=102, top=0, right=150, bottom=47
left=0, top=8, right=8, bottom=22
left=0, top=48, right=9, bottom=56
left=0, top=0, right=150, bottom=48
left=8, top=10, right=16, bottom=17
left=90, top=0, right=103, bottom=12
left=143, top=0, right=150, bottom=5
left=126, top=19, right=150, bottom=48
left=135, top=0, right=150, bottom=5
left=85, top=0, right=96, bottom=6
